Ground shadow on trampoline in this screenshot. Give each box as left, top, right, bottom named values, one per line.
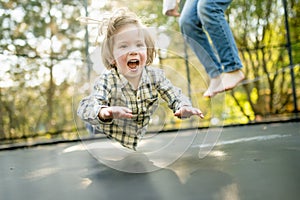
left=0, top=121, right=299, bottom=200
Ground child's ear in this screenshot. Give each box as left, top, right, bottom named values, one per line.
left=111, top=60, right=116, bottom=65
left=110, top=59, right=117, bottom=68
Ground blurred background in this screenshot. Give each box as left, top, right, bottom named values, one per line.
left=0, top=0, right=299, bottom=146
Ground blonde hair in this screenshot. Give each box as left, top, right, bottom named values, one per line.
left=92, top=8, right=155, bottom=69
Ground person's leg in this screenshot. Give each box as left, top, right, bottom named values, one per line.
left=198, top=0, right=244, bottom=92
left=179, top=0, right=223, bottom=97
left=198, top=0, right=242, bottom=73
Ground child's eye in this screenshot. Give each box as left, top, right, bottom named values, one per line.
left=119, top=45, right=127, bottom=49
left=137, top=43, right=145, bottom=48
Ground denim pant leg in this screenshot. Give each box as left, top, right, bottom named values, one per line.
left=179, top=0, right=222, bottom=78
left=198, top=0, right=243, bottom=72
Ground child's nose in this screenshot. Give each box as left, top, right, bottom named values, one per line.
left=128, top=48, right=138, bottom=55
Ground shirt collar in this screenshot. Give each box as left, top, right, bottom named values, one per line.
left=112, top=67, right=151, bottom=88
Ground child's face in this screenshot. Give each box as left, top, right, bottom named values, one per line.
left=112, top=24, right=147, bottom=80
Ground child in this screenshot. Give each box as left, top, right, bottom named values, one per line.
left=77, top=8, right=204, bottom=150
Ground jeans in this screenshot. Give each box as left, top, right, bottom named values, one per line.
left=179, top=0, right=243, bottom=78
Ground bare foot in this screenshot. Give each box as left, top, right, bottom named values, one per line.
left=203, top=75, right=223, bottom=97
left=221, top=70, right=245, bottom=91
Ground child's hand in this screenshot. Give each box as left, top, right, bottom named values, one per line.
left=165, top=2, right=180, bottom=17
left=99, top=106, right=133, bottom=120
left=174, top=106, right=204, bottom=119
left=165, top=9, right=180, bottom=17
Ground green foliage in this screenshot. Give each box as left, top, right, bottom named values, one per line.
left=227, top=0, right=299, bottom=120
left=0, top=0, right=85, bottom=141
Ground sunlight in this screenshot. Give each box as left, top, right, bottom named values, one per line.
left=23, top=167, right=60, bottom=181
left=36, top=39, right=51, bottom=54
left=80, top=178, right=92, bottom=189
left=10, top=7, right=25, bottom=23
left=53, top=60, right=78, bottom=85
left=210, top=150, right=227, bottom=158
left=0, top=55, right=15, bottom=88
left=91, top=0, right=107, bottom=8
left=21, top=66, right=50, bottom=88
left=0, top=75, right=14, bottom=88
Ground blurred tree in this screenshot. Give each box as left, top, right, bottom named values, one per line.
left=227, top=0, right=300, bottom=121
left=0, top=0, right=85, bottom=140
left=290, top=0, right=300, bottom=64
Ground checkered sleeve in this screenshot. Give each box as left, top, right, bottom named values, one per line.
left=77, top=73, right=112, bottom=125
left=150, top=67, right=191, bottom=112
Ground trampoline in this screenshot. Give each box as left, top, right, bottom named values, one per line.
left=1, top=121, right=299, bottom=200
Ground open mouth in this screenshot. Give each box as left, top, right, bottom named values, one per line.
left=127, top=59, right=140, bottom=69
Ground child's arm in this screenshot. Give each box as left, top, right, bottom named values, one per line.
left=98, top=106, right=133, bottom=121
left=77, top=73, right=134, bottom=124
left=78, top=97, right=132, bottom=124
left=174, top=106, right=204, bottom=119
left=163, top=0, right=180, bottom=17
left=152, top=68, right=204, bottom=119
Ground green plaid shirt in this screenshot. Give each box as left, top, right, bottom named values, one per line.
left=77, top=66, right=191, bottom=150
